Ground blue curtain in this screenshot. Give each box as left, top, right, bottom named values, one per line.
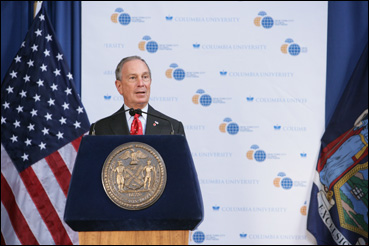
left=1, top=1, right=368, bottom=124
left=326, top=1, right=368, bottom=126
left=1, top=1, right=81, bottom=94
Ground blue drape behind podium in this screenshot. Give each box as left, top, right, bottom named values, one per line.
left=1, top=1, right=81, bottom=94
left=326, top=1, right=368, bottom=125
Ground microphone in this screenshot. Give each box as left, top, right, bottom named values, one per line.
left=129, top=108, right=136, bottom=116
left=133, top=108, right=174, bottom=135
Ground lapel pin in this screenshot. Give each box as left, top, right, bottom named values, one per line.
left=153, top=121, right=159, bottom=126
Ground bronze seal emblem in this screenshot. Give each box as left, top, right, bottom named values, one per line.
left=102, top=142, right=167, bottom=210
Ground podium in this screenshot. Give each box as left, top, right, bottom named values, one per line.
left=64, top=135, right=203, bottom=245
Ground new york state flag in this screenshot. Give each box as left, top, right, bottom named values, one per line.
left=307, top=44, right=368, bottom=245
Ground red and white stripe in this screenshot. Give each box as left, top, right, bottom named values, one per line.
left=1, top=135, right=84, bottom=245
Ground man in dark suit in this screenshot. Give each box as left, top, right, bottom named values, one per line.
left=89, top=56, right=185, bottom=136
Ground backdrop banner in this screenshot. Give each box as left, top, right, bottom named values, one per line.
left=82, top=2, right=327, bottom=244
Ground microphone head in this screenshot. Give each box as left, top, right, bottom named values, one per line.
left=129, top=108, right=135, bottom=116
left=135, top=109, right=142, bottom=115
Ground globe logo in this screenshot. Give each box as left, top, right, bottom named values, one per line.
left=192, top=89, right=212, bottom=107
left=300, top=201, right=307, bottom=216
left=118, top=13, right=131, bottom=25
left=111, top=8, right=131, bottom=26
left=273, top=172, right=293, bottom=190
left=254, top=150, right=266, bottom=162
left=281, top=177, right=293, bottom=189
left=165, top=63, right=186, bottom=81
left=246, top=144, right=266, bottom=162
left=254, top=11, right=274, bottom=29
left=281, top=38, right=301, bottom=56
left=219, top=118, right=239, bottom=135
left=173, top=68, right=185, bottom=80
left=193, top=231, right=205, bottom=244
left=138, top=36, right=158, bottom=53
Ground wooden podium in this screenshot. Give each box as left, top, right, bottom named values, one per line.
left=64, top=135, right=203, bottom=245
left=79, top=231, right=189, bottom=245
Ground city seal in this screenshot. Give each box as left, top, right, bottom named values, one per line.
left=102, top=142, right=167, bottom=210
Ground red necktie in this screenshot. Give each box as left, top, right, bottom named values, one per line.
left=130, top=114, right=143, bottom=135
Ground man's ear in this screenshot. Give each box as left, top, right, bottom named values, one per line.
left=115, top=80, right=123, bottom=95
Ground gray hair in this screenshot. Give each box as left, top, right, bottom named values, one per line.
left=115, top=55, right=151, bottom=80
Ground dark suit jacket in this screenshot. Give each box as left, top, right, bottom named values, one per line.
left=89, top=104, right=185, bottom=136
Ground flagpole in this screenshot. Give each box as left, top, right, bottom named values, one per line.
left=34, top=1, right=43, bottom=18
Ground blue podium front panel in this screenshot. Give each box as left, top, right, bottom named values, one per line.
left=64, top=135, right=203, bottom=231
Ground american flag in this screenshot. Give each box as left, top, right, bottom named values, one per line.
left=1, top=5, right=89, bottom=245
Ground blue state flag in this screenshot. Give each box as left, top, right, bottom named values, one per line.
left=307, top=44, right=368, bottom=245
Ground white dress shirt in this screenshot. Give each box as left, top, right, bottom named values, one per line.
left=124, top=104, right=148, bottom=135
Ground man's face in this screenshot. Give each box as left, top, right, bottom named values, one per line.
left=115, top=59, right=151, bottom=109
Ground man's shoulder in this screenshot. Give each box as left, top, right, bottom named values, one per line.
left=89, top=106, right=127, bottom=135
left=149, top=105, right=182, bottom=124
left=94, top=110, right=124, bottom=125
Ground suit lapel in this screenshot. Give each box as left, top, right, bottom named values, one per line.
left=108, top=105, right=168, bottom=135
left=109, top=106, right=130, bottom=135
left=145, top=105, right=164, bottom=135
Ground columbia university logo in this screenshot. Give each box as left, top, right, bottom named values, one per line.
left=273, top=172, right=293, bottom=190
left=246, top=145, right=266, bottom=162
left=192, top=89, right=212, bottom=106
left=165, top=63, right=185, bottom=81
left=138, top=36, right=158, bottom=53
left=219, top=118, right=239, bottom=135
left=111, top=8, right=131, bottom=25
left=281, top=38, right=300, bottom=56
left=254, top=11, right=274, bottom=29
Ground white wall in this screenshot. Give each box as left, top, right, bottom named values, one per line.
left=82, top=2, right=327, bottom=244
